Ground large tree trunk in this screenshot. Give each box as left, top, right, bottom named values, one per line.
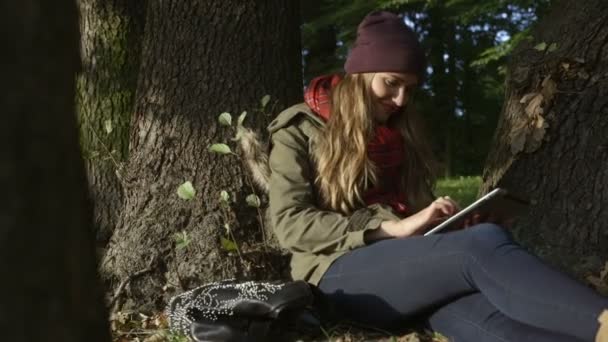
left=101, top=0, right=302, bottom=312
left=481, top=0, right=608, bottom=275
left=427, top=5, right=458, bottom=177
left=0, top=0, right=110, bottom=340
left=77, top=0, right=146, bottom=245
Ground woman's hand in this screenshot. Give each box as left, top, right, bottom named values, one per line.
left=395, top=196, right=460, bottom=237
left=366, top=197, right=460, bottom=241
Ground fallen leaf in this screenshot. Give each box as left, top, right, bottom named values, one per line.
left=534, top=42, right=547, bottom=51
left=600, top=261, right=608, bottom=281
left=176, top=181, right=196, bottom=200
left=548, top=42, right=558, bottom=52
left=519, top=92, right=538, bottom=104
left=524, top=93, right=544, bottom=118
left=541, top=76, right=557, bottom=103
left=509, top=122, right=528, bottom=155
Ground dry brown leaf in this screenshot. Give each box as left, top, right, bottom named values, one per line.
left=600, top=261, right=608, bottom=281
left=526, top=119, right=548, bottom=152
left=509, top=121, right=529, bottom=155
left=541, top=76, right=557, bottom=103
left=143, top=333, right=166, bottom=342
left=524, top=93, right=544, bottom=118
left=395, top=333, right=422, bottom=342
left=519, top=92, right=538, bottom=104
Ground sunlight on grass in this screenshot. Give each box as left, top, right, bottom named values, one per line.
left=435, top=176, right=481, bottom=207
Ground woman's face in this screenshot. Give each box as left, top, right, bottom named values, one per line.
left=370, top=72, right=418, bottom=123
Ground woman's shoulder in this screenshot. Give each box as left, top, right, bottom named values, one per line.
left=268, top=103, right=324, bottom=139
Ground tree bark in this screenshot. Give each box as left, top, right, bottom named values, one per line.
left=0, top=0, right=110, bottom=340
left=77, top=0, right=146, bottom=245
left=101, top=0, right=302, bottom=312
left=427, top=5, right=458, bottom=177
left=481, top=0, right=608, bottom=275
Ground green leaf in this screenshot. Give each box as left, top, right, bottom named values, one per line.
left=237, top=111, right=247, bottom=126
left=208, top=143, right=232, bottom=154
left=218, top=112, right=232, bottom=126
left=174, top=231, right=191, bottom=250
left=548, top=43, right=558, bottom=52
left=177, top=181, right=196, bottom=200
left=221, top=237, right=237, bottom=251
left=246, top=194, right=261, bottom=208
left=534, top=42, right=547, bottom=51
left=224, top=223, right=231, bottom=233
left=220, top=190, right=230, bottom=204
left=260, top=95, right=271, bottom=108
left=104, top=119, right=113, bottom=134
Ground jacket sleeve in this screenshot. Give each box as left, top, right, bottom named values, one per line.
left=268, top=124, right=385, bottom=255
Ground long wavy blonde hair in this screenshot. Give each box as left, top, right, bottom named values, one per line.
left=312, top=73, right=438, bottom=215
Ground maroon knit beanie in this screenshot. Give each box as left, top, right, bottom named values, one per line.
left=344, top=11, right=425, bottom=78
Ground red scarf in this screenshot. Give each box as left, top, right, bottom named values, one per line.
left=304, top=74, right=409, bottom=215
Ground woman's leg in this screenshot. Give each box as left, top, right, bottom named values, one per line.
left=426, top=292, right=584, bottom=342
left=318, top=223, right=608, bottom=341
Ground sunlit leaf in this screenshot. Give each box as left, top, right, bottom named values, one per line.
left=261, top=95, right=271, bottom=108
left=237, top=111, right=247, bottom=126
left=104, top=119, right=113, bottom=134
left=246, top=194, right=261, bottom=208
left=548, top=43, right=558, bottom=52
left=534, top=42, right=547, bottom=51
left=218, top=112, right=232, bottom=126
left=177, top=181, right=196, bottom=200
left=174, top=231, right=191, bottom=249
left=221, top=237, right=237, bottom=251
left=208, top=143, right=232, bottom=154
left=220, top=190, right=230, bottom=204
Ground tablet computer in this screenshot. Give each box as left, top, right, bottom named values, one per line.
left=423, top=187, right=529, bottom=236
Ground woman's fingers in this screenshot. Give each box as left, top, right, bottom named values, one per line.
left=433, top=196, right=459, bottom=216
left=443, top=196, right=461, bottom=212
left=472, top=213, right=482, bottom=225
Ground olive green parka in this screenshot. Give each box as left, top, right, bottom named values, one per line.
left=267, top=103, right=402, bottom=285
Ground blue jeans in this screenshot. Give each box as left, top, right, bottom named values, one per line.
left=318, top=224, right=608, bottom=341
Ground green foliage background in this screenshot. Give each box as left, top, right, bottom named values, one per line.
left=301, top=0, right=552, bottom=176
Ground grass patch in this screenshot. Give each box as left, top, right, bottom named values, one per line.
left=435, top=176, right=481, bottom=207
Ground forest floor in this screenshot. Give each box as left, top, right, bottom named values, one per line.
left=109, top=176, right=608, bottom=341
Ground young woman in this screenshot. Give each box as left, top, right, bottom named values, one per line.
left=265, top=11, right=608, bottom=342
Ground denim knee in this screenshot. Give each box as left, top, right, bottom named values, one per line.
left=464, top=223, right=513, bottom=255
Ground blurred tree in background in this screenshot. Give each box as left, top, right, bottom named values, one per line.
left=301, top=0, right=552, bottom=176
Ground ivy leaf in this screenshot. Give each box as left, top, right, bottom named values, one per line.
left=534, top=42, right=547, bottom=51
left=218, top=112, right=232, bottom=126
left=237, top=111, right=247, bottom=127
left=208, top=143, right=232, bottom=154
left=246, top=194, right=261, bottom=208
left=221, top=237, right=237, bottom=252
left=220, top=190, right=230, bottom=204
left=260, top=95, right=271, bottom=108
left=104, top=119, right=113, bottom=134
left=177, top=181, right=196, bottom=200
left=174, top=231, right=191, bottom=250
left=548, top=43, right=558, bottom=52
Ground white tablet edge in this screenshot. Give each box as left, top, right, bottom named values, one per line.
left=423, top=188, right=506, bottom=236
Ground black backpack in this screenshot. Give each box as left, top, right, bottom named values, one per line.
left=166, top=280, right=329, bottom=341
